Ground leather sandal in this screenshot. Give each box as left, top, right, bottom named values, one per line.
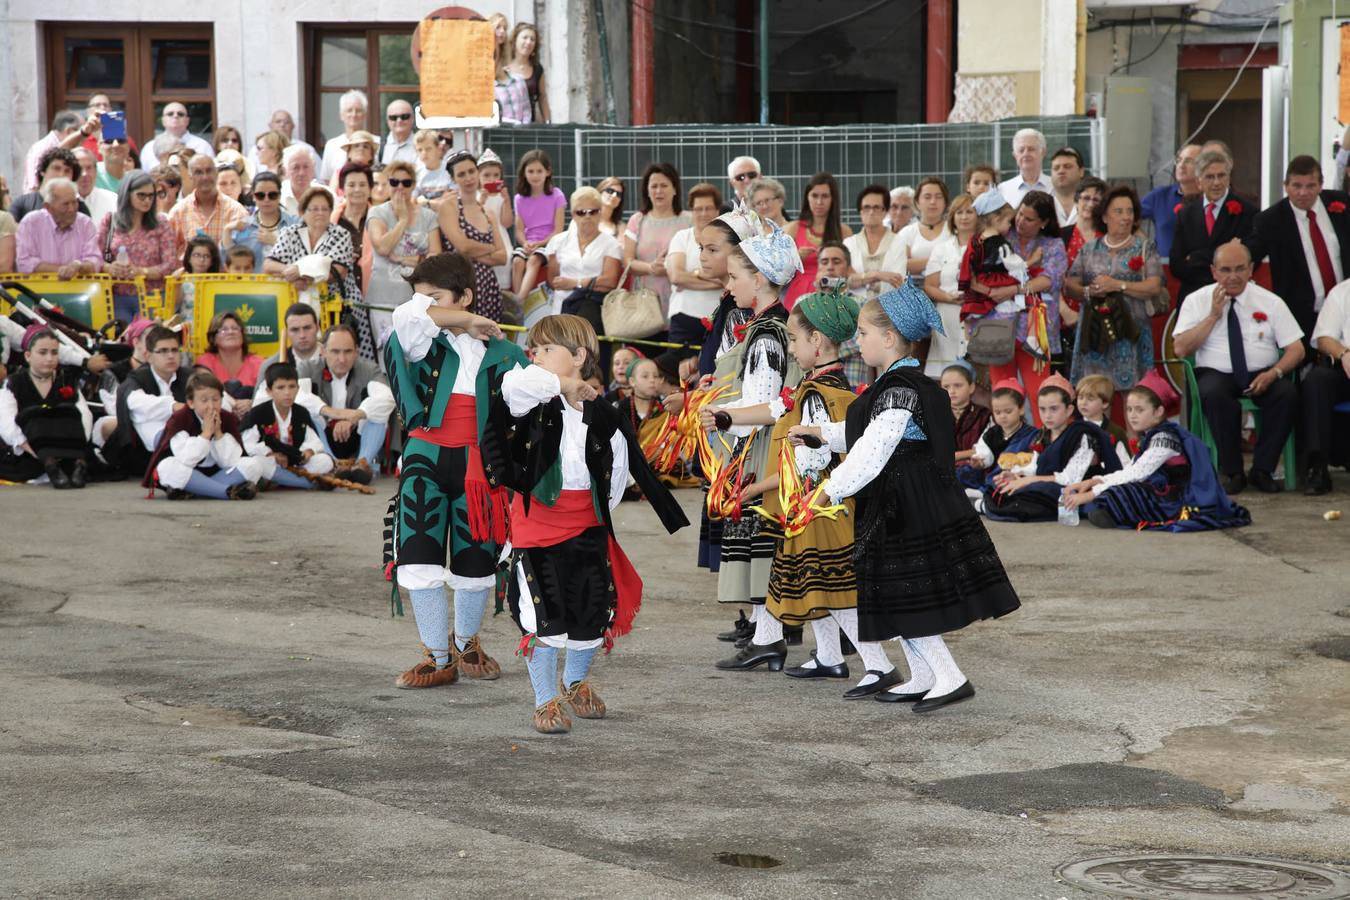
left=394, top=647, right=459, bottom=689
left=532, top=697, right=572, bottom=734
left=452, top=635, right=501, bottom=680
left=561, top=680, right=607, bottom=719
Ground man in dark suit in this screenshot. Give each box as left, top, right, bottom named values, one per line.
left=1169, top=148, right=1259, bottom=301
left=1244, top=155, right=1350, bottom=343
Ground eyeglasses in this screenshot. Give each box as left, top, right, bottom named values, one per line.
left=436, top=135, right=454, bottom=145
left=254, top=190, right=280, bottom=201
left=132, top=191, right=155, bottom=200
left=156, top=188, right=173, bottom=197
left=602, top=187, right=622, bottom=196
left=105, top=138, right=128, bottom=146
left=733, top=171, right=760, bottom=182
left=388, top=178, right=415, bottom=188
left=388, top=113, right=411, bottom=122
left=165, top=110, right=188, bottom=118
left=573, top=208, right=601, bottom=217
left=859, top=203, right=885, bottom=212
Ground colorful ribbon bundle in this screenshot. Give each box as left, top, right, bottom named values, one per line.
left=755, top=440, right=848, bottom=538
left=704, top=429, right=755, bottom=521
left=644, top=384, right=730, bottom=474
left=1025, top=293, right=1051, bottom=372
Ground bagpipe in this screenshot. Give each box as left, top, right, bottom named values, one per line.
left=0, top=280, right=132, bottom=365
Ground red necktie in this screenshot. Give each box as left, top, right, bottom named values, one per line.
left=1204, top=202, right=1216, bottom=236
left=1307, top=209, right=1338, bottom=294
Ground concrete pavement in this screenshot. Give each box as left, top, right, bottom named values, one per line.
left=1, top=482, right=1347, bottom=898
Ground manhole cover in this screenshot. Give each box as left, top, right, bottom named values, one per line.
left=1056, top=854, right=1350, bottom=899
left=714, top=852, right=782, bottom=869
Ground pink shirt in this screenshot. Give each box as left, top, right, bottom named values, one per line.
left=195, top=352, right=266, bottom=391
left=513, top=187, right=566, bottom=243
left=16, top=209, right=102, bottom=273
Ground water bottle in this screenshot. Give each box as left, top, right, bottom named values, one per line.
left=1058, top=497, right=1079, bottom=527
left=115, top=246, right=130, bottom=268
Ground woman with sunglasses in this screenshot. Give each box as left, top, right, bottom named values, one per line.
left=151, top=166, right=181, bottom=216
left=98, top=170, right=178, bottom=322
left=545, top=185, right=622, bottom=319
left=596, top=176, right=625, bottom=237
left=367, top=159, right=443, bottom=341
left=439, top=150, right=506, bottom=323
left=225, top=172, right=297, bottom=273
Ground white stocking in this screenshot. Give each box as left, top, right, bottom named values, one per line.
left=807, top=618, right=843, bottom=667
left=882, top=637, right=936, bottom=695
left=906, top=635, right=966, bottom=697
left=832, top=608, right=894, bottom=687
left=751, top=606, right=783, bottom=646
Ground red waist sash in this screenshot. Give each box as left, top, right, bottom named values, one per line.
left=417, top=394, right=506, bottom=543
left=511, top=489, right=644, bottom=642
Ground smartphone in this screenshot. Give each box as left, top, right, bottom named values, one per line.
left=482, top=180, right=503, bottom=194
left=99, top=111, right=127, bottom=142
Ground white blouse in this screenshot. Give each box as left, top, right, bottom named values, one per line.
left=720, top=338, right=786, bottom=439
left=666, top=226, right=722, bottom=320
left=543, top=228, right=622, bottom=312
left=500, top=365, right=628, bottom=508
left=1092, top=430, right=1184, bottom=495
left=820, top=408, right=911, bottom=504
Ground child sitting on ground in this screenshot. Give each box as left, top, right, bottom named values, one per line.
left=225, top=245, right=257, bottom=275
left=0, top=327, right=93, bottom=488
left=982, top=374, right=1120, bottom=522
left=144, top=369, right=264, bottom=500
left=1062, top=371, right=1251, bottom=531
left=240, top=362, right=335, bottom=490
left=1074, top=373, right=1129, bottom=465
left=957, top=378, right=1038, bottom=497
left=606, top=345, right=640, bottom=401
left=942, top=363, right=990, bottom=466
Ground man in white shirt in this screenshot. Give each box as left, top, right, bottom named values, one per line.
left=320, top=90, right=369, bottom=182
left=280, top=145, right=330, bottom=216
left=1049, top=146, right=1084, bottom=229
left=247, top=109, right=322, bottom=174
left=140, top=102, right=214, bottom=170
left=295, top=323, right=393, bottom=481
left=72, top=147, right=117, bottom=226
left=998, top=128, right=1052, bottom=206
left=379, top=99, right=419, bottom=166
left=1172, top=240, right=1305, bottom=494
left=1300, top=279, right=1350, bottom=494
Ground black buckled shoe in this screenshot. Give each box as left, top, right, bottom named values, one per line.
left=715, top=640, right=787, bottom=671
left=44, top=458, right=72, bottom=490
left=1249, top=468, right=1283, bottom=494
left=69, top=459, right=88, bottom=489
left=717, top=610, right=753, bottom=643
left=843, top=668, right=903, bottom=700
left=783, top=652, right=849, bottom=679
left=912, top=681, right=976, bottom=713
left=1304, top=464, right=1333, bottom=496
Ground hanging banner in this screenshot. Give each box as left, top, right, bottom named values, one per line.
left=419, top=18, right=496, bottom=118
left=1341, top=24, right=1350, bottom=124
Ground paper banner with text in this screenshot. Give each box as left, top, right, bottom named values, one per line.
left=1341, top=24, right=1350, bottom=124
left=419, top=18, right=496, bottom=118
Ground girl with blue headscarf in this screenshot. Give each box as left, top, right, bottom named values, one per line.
left=788, top=282, right=1021, bottom=713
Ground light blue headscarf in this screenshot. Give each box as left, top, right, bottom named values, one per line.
left=878, top=280, right=946, bottom=342
left=740, top=220, right=804, bottom=287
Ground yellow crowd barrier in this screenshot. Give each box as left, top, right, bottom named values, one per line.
left=166, top=274, right=343, bottom=356
left=0, top=273, right=117, bottom=331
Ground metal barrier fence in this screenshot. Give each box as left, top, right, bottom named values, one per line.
left=482, top=117, right=1105, bottom=226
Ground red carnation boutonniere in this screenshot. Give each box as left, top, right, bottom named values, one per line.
left=1031, top=442, right=1045, bottom=453
left=1225, top=199, right=1242, bottom=216
left=57, top=385, right=76, bottom=400
left=262, top=423, right=280, bottom=437
left=778, top=386, right=796, bottom=412
left=1095, top=304, right=1112, bottom=315
left=1127, top=437, right=1141, bottom=457
left=732, top=322, right=748, bottom=344
left=1128, top=255, right=1144, bottom=272
left=854, top=383, right=869, bottom=396
left=1329, top=201, right=1346, bottom=214
left=700, top=316, right=713, bottom=334
left=322, top=368, right=333, bottom=382
left=1252, top=311, right=1268, bottom=323
left=1172, top=202, right=1183, bottom=215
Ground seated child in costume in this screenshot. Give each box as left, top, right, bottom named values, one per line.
left=144, top=369, right=265, bottom=500
left=943, top=363, right=991, bottom=466
left=110, top=324, right=191, bottom=479
left=497, top=313, right=689, bottom=735
left=0, top=327, right=93, bottom=488
left=958, top=190, right=1041, bottom=322
left=957, top=378, right=1038, bottom=496
left=225, top=245, right=257, bottom=275
left=982, top=374, right=1121, bottom=522
left=615, top=356, right=695, bottom=493
left=240, top=362, right=336, bottom=490
left=1062, top=371, right=1252, bottom=531
left=1074, top=373, right=1130, bottom=466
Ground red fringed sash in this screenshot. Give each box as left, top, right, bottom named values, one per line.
left=417, top=394, right=508, bottom=543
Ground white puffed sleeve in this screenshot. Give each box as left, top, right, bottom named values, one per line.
left=390, top=293, right=441, bottom=363
left=792, top=393, right=834, bottom=477
left=823, top=407, right=910, bottom=504
left=609, top=428, right=629, bottom=510
left=820, top=419, right=849, bottom=453
left=1093, top=432, right=1183, bottom=495
left=500, top=365, right=561, bottom=417
left=0, top=386, right=26, bottom=451
left=358, top=379, right=395, bottom=425
left=1053, top=436, right=1097, bottom=486
left=969, top=432, right=994, bottom=469
left=722, top=339, right=785, bottom=438
left=169, top=430, right=211, bottom=467
left=241, top=424, right=267, bottom=457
